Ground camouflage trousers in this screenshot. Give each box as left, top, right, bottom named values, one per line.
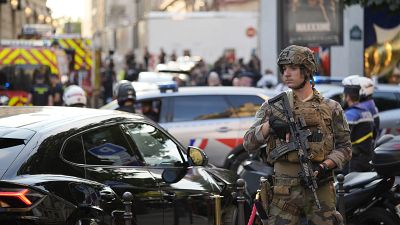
left=267, top=176, right=344, bottom=225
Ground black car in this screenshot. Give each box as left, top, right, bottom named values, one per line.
left=0, top=106, right=240, bottom=225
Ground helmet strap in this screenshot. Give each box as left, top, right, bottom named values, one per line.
left=292, top=67, right=309, bottom=90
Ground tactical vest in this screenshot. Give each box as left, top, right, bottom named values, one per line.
left=267, top=91, right=334, bottom=163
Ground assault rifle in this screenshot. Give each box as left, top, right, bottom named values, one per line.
left=268, top=92, right=322, bottom=209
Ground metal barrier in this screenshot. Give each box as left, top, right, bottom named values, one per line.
left=337, top=174, right=346, bottom=224
left=122, top=191, right=133, bottom=225
left=234, top=178, right=246, bottom=225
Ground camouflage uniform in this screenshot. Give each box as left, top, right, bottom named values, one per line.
left=243, top=45, right=352, bottom=225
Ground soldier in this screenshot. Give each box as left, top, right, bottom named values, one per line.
left=243, top=45, right=351, bottom=225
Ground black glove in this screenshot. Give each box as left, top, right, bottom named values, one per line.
left=269, top=115, right=290, bottom=139
left=314, top=163, right=330, bottom=179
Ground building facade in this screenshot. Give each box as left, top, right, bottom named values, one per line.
left=0, top=0, right=52, bottom=39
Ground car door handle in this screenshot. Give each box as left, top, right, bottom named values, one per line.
left=216, top=127, right=232, bottom=133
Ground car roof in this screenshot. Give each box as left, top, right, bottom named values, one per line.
left=136, top=86, right=277, bottom=99
left=0, top=106, right=145, bottom=131
left=314, top=83, right=400, bottom=97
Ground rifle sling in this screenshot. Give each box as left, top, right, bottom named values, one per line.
left=270, top=142, right=297, bottom=161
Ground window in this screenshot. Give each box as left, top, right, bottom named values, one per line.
left=81, top=125, right=141, bottom=166
left=136, top=99, right=161, bottom=122
left=0, top=138, right=25, bottom=171
left=125, top=123, right=183, bottom=166
left=62, top=136, right=85, bottom=164
left=227, top=95, right=265, bottom=118
left=373, top=92, right=399, bottom=112
left=171, top=96, right=233, bottom=122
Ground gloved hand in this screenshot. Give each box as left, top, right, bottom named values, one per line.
left=314, top=163, right=330, bottom=179
left=269, top=115, right=290, bottom=139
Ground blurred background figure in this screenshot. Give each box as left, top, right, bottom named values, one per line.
left=101, top=51, right=116, bottom=104
left=257, top=68, right=278, bottom=88
left=50, top=73, right=64, bottom=106
left=27, top=71, right=53, bottom=106
left=141, top=100, right=159, bottom=122
left=159, top=48, right=166, bottom=64
left=235, top=70, right=256, bottom=87
left=115, top=81, right=136, bottom=113
left=388, top=67, right=400, bottom=84
left=143, top=46, right=151, bottom=71
left=207, top=71, right=222, bottom=86
left=63, top=85, right=87, bottom=107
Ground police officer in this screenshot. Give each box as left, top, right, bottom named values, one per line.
left=243, top=45, right=351, bottom=225
left=63, top=85, right=87, bottom=107
left=357, top=76, right=380, bottom=142
left=342, top=76, right=374, bottom=173
left=115, top=81, right=136, bottom=113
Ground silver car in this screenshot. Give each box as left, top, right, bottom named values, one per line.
left=102, top=85, right=278, bottom=169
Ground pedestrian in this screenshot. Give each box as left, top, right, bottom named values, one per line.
left=49, top=73, right=63, bottom=106
left=115, top=81, right=136, bottom=113
left=63, top=85, right=87, bottom=107
left=141, top=100, right=159, bottom=122
left=207, top=71, right=221, bottom=86
left=143, top=46, right=151, bottom=71
left=243, top=45, right=351, bottom=225
left=159, top=48, right=166, bottom=64
left=102, top=58, right=116, bottom=104
left=234, top=70, right=256, bottom=87
left=257, top=69, right=278, bottom=89
left=342, top=76, right=375, bottom=174
left=27, top=71, right=53, bottom=106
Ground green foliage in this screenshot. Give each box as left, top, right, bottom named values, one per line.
left=344, top=0, right=400, bottom=11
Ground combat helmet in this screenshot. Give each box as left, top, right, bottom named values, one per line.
left=277, top=45, right=318, bottom=74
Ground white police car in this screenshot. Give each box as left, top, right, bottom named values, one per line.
left=101, top=84, right=278, bottom=172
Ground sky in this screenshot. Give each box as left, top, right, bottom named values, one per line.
left=46, top=0, right=87, bottom=20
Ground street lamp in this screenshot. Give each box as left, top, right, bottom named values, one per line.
left=10, top=0, right=19, bottom=10
left=25, top=7, right=32, bottom=16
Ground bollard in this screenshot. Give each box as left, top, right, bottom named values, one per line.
left=236, top=178, right=246, bottom=225
left=337, top=174, right=346, bottom=225
left=122, top=191, right=134, bottom=225
left=211, top=194, right=223, bottom=225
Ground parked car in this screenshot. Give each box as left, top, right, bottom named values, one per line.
left=101, top=86, right=278, bottom=172
left=0, top=106, right=241, bottom=225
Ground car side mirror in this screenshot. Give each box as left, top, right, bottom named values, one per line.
left=187, top=146, right=208, bottom=166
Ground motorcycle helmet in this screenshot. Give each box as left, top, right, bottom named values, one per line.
left=116, top=82, right=136, bottom=106
left=342, top=75, right=374, bottom=100
left=113, top=80, right=130, bottom=99
left=63, top=85, right=87, bottom=107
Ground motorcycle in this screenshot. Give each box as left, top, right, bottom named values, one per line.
left=240, top=134, right=400, bottom=225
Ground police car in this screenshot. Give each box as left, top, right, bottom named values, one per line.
left=101, top=84, right=278, bottom=172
